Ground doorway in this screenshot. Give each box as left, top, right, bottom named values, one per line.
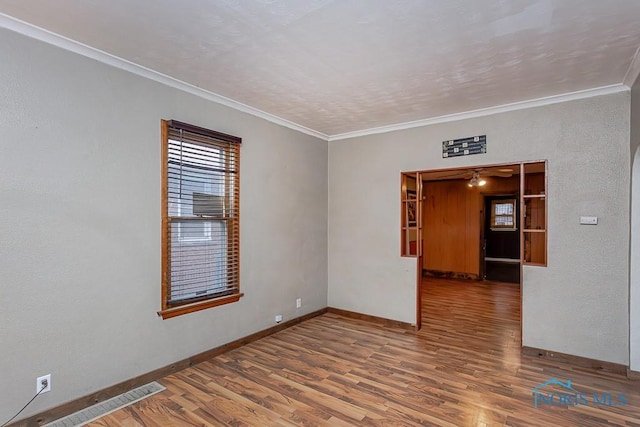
left=417, top=164, right=521, bottom=283
left=482, top=195, right=520, bottom=283
left=402, top=161, right=546, bottom=333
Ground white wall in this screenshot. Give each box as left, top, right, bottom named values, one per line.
left=0, top=29, right=328, bottom=420
left=329, top=92, right=631, bottom=364
left=630, top=77, right=640, bottom=371
left=328, top=137, right=418, bottom=323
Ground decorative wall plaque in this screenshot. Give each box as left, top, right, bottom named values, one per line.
left=442, top=135, right=486, bottom=158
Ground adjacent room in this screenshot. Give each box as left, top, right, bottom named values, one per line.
left=2, top=1, right=640, bottom=426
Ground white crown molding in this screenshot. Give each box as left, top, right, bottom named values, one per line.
left=2, top=13, right=632, bottom=144
left=623, top=46, right=640, bottom=88
left=0, top=13, right=329, bottom=141
left=329, top=84, right=629, bottom=141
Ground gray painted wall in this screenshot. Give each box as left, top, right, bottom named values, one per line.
left=0, top=29, right=328, bottom=420
left=630, top=77, right=640, bottom=371
left=329, top=92, right=631, bottom=364
left=0, top=22, right=635, bottom=424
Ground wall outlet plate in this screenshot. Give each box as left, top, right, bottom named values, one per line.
left=37, top=374, right=51, bottom=393
left=296, top=298, right=301, bottom=309
left=275, top=314, right=283, bottom=323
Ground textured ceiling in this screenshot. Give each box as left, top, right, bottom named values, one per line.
left=1, top=0, right=640, bottom=138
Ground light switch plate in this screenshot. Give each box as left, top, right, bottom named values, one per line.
left=580, top=216, right=598, bottom=225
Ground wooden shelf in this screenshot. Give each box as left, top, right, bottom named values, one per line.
left=521, top=164, right=547, bottom=266
left=401, top=173, right=419, bottom=257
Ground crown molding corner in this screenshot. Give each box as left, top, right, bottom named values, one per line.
left=2, top=13, right=630, bottom=144
left=328, top=84, right=628, bottom=141
left=0, top=13, right=329, bottom=142
left=623, top=46, right=640, bottom=88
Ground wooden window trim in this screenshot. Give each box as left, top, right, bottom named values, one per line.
left=159, top=119, right=242, bottom=319
left=490, top=199, right=517, bottom=230
left=166, top=120, right=241, bottom=144
left=158, top=293, right=244, bottom=320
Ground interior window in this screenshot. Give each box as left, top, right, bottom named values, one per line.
left=491, top=199, right=516, bottom=229
left=159, top=120, right=242, bottom=319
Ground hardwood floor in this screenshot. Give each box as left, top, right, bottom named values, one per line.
left=87, top=278, right=640, bottom=426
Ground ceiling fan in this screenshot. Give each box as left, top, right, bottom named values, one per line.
left=467, top=171, right=487, bottom=187
left=437, top=168, right=514, bottom=187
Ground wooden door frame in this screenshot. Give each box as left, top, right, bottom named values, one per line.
left=407, top=161, right=523, bottom=336
left=415, top=173, right=423, bottom=331
left=480, top=192, right=520, bottom=282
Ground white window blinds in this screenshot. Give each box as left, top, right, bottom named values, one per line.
left=161, top=120, right=241, bottom=314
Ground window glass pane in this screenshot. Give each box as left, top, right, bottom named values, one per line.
left=169, top=220, right=228, bottom=302
left=490, top=199, right=516, bottom=228
left=494, top=202, right=513, bottom=216
left=168, top=141, right=225, bottom=219
left=495, top=216, right=514, bottom=226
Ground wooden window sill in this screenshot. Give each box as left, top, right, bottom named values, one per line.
left=158, top=293, right=244, bottom=319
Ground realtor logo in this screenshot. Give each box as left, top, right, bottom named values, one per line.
left=532, top=378, right=627, bottom=408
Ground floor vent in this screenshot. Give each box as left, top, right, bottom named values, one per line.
left=44, top=381, right=166, bottom=427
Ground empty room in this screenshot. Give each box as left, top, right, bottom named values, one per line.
left=2, top=1, right=640, bottom=426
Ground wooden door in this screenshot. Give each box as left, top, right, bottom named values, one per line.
left=483, top=195, right=520, bottom=283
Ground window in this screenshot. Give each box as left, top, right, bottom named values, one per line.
left=490, top=199, right=516, bottom=230
left=158, top=120, right=242, bottom=319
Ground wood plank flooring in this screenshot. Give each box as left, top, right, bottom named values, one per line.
left=87, top=278, right=640, bottom=426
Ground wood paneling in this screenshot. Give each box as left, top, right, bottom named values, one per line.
left=423, top=180, right=481, bottom=275
left=525, top=231, right=546, bottom=264
left=484, top=175, right=521, bottom=194
left=422, top=176, right=519, bottom=276
left=73, top=278, right=640, bottom=427
left=524, top=172, right=545, bottom=195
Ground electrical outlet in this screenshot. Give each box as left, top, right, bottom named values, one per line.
left=296, top=298, right=301, bottom=309
left=37, top=374, right=51, bottom=394
left=275, top=314, right=283, bottom=323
